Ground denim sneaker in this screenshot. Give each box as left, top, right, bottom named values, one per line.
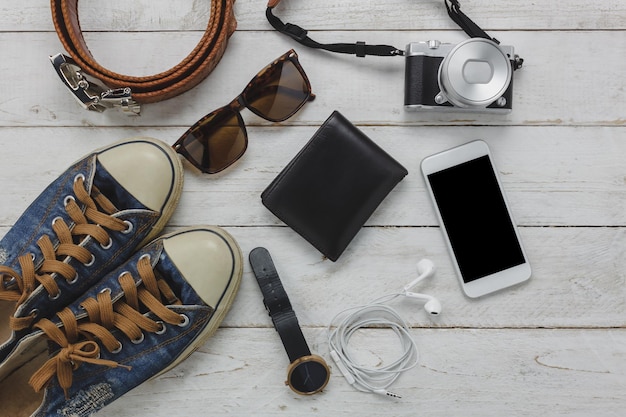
left=0, top=137, right=183, bottom=373
left=0, top=226, right=242, bottom=417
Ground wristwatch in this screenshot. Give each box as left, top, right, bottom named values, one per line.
left=249, top=247, right=330, bottom=395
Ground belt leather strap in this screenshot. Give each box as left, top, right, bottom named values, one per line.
left=50, top=0, right=237, bottom=111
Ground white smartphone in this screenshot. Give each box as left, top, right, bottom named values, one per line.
left=421, top=140, right=531, bottom=298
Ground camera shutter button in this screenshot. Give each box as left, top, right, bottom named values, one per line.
left=427, top=40, right=441, bottom=49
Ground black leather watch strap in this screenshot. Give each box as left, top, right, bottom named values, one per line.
left=249, top=247, right=311, bottom=362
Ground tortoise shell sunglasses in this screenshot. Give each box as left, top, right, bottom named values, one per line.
left=173, top=49, right=314, bottom=174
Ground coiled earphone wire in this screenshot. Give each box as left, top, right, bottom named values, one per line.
left=327, top=293, right=420, bottom=398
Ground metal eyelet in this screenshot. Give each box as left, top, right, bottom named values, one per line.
left=155, top=321, right=167, bottom=335
left=100, top=237, right=113, bottom=250
left=177, top=314, right=190, bottom=327
left=51, top=216, right=63, bottom=226
left=73, top=173, right=86, bottom=184
left=83, top=254, right=95, bottom=267
left=99, top=287, right=112, bottom=295
left=68, top=273, right=79, bottom=285
left=111, top=342, right=123, bottom=354
left=122, top=220, right=133, bottom=234
left=131, top=333, right=145, bottom=344
left=29, top=309, right=40, bottom=319
left=63, top=196, right=75, bottom=207
left=30, top=253, right=36, bottom=261
left=138, top=254, right=151, bottom=263
left=48, top=290, right=61, bottom=300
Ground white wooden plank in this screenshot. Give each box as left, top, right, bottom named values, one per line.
left=0, top=126, right=622, bottom=227
left=2, top=0, right=624, bottom=31
left=190, top=226, right=626, bottom=329
left=93, top=328, right=626, bottom=417
left=0, top=225, right=622, bottom=329
left=0, top=31, right=623, bottom=127
left=235, top=0, right=626, bottom=31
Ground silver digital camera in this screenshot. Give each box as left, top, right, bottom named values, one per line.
left=404, top=38, right=519, bottom=113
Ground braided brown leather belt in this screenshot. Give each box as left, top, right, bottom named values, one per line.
left=49, top=0, right=237, bottom=115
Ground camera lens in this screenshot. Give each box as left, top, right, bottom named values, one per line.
left=438, top=38, right=512, bottom=108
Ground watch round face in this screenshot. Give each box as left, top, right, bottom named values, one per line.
left=286, top=355, right=330, bottom=395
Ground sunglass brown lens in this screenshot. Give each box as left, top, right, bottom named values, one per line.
left=245, top=60, right=310, bottom=122
left=180, top=108, right=247, bottom=173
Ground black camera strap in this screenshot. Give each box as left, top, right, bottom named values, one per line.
left=266, top=0, right=523, bottom=68
left=265, top=6, right=403, bottom=57
left=444, top=0, right=496, bottom=43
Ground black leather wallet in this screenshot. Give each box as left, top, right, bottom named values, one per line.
left=261, top=111, right=408, bottom=261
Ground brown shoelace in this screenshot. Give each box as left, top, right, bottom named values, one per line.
left=0, top=175, right=129, bottom=330
left=29, top=254, right=186, bottom=398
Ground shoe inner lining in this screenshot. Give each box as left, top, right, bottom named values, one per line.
left=0, top=300, right=16, bottom=342
left=0, top=340, right=47, bottom=417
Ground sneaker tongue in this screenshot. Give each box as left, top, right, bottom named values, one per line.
left=92, top=161, right=148, bottom=212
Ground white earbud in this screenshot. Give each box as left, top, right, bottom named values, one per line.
left=403, top=291, right=442, bottom=315
left=403, top=259, right=435, bottom=292
left=402, top=259, right=442, bottom=315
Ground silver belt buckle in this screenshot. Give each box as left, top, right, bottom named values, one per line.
left=49, top=53, right=141, bottom=116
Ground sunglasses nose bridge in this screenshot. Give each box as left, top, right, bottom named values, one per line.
left=228, top=96, right=247, bottom=113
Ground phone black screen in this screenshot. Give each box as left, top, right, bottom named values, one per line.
left=427, top=155, right=525, bottom=283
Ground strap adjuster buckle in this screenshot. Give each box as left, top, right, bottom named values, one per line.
left=283, top=23, right=308, bottom=41
left=49, top=53, right=141, bottom=115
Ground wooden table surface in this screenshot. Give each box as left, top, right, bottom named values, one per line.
left=1, top=1, right=624, bottom=416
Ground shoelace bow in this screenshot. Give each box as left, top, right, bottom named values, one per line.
left=0, top=174, right=129, bottom=330
left=29, top=254, right=185, bottom=398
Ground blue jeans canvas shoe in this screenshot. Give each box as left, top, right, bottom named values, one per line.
left=0, top=226, right=243, bottom=417
left=0, top=137, right=183, bottom=375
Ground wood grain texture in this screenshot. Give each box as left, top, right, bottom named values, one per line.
left=0, top=31, right=624, bottom=127
left=95, top=328, right=626, bottom=417
left=0, top=126, right=623, bottom=226
left=2, top=1, right=625, bottom=31
left=0, top=1, right=623, bottom=416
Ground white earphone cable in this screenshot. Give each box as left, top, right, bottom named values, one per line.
left=327, top=294, right=419, bottom=398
